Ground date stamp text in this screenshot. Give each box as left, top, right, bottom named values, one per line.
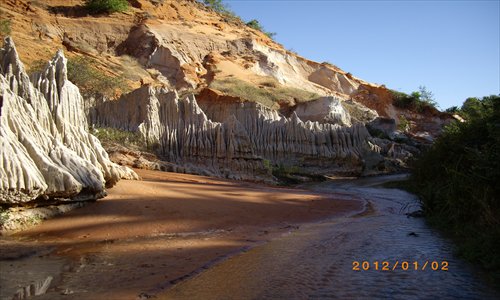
left=352, top=260, right=448, bottom=271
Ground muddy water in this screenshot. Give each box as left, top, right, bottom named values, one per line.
left=160, top=175, right=499, bottom=299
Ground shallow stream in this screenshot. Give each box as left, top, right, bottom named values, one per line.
left=161, top=174, right=498, bottom=299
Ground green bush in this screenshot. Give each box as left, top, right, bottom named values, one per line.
left=210, top=77, right=318, bottom=108
left=68, top=57, right=126, bottom=98
left=0, top=19, right=11, bottom=38
left=443, top=96, right=495, bottom=121
left=271, top=163, right=301, bottom=185
left=445, top=106, right=459, bottom=114
left=200, top=1, right=277, bottom=37
left=84, top=0, right=129, bottom=14
left=30, top=57, right=126, bottom=98
left=392, top=86, right=438, bottom=112
left=262, top=159, right=272, bottom=173
left=409, top=95, right=500, bottom=282
left=201, top=0, right=242, bottom=24
left=91, top=127, right=144, bottom=147
left=246, top=19, right=276, bottom=39
left=202, top=0, right=227, bottom=13
left=398, top=115, right=409, bottom=132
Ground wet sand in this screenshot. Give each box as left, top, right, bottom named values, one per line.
left=0, top=169, right=363, bottom=300
left=159, top=175, right=499, bottom=300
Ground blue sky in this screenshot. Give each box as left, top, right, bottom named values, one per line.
left=225, top=0, right=500, bottom=109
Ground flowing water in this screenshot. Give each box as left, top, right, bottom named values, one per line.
left=160, top=175, right=499, bottom=299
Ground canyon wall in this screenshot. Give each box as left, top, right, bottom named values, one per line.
left=0, top=38, right=137, bottom=205
left=92, top=85, right=380, bottom=180
left=117, top=22, right=365, bottom=98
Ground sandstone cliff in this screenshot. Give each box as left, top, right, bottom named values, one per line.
left=92, top=84, right=380, bottom=180
left=0, top=0, right=452, bottom=185
left=0, top=37, right=137, bottom=205
left=0, top=0, right=453, bottom=132
left=0, top=0, right=370, bottom=100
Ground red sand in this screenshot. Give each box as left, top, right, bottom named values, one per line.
left=2, top=169, right=363, bottom=299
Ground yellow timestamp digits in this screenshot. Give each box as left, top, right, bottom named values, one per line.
left=352, top=260, right=449, bottom=271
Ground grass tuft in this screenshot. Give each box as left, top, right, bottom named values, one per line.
left=210, top=77, right=319, bottom=108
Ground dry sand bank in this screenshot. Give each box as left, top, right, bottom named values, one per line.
left=0, top=169, right=363, bottom=300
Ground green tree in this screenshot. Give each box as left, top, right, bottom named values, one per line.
left=84, top=0, right=129, bottom=14
left=461, top=97, right=484, bottom=120
left=445, top=106, right=459, bottom=113
left=391, top=86, right=438, bottom=112
left=418, top=85, right=438, bottom=108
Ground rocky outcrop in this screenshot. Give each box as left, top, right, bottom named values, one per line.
left=308, top=65, right=359, bottom=95
left=293, top=96, right=351, bottom=126
left=115, top=22, right=373, bottom=100
left=340, top=100, right=379, bottom=124
left=93, top=84, right=378, bottom=179
left=3, top=0, right=407, bottom=123
left=92, top=85, right=269, bottom=180
left=367, top=117, right=397, bottom=137
left=0, top=38, right=137, bottom=205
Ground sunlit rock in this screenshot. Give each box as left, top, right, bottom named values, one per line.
left=0, top=37, right=137, bottom=205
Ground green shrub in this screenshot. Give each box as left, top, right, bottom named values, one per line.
left=202, top=0, right=227, bottom=13
left=445, top=106, right=459, bottom=114
left=398, top=115, right=409, bottom=132
left=262, top=159, right=272, bottom=173
left=200, top=1, right=277, bottom=37
left=0, top=19, right=11, bottom=38
left=270, top=163, right=302, bottom=185
left=409, top=95, right=500, bottom=282
left=391, top=86, right=438, bottom=112
left=91, top=127, right=144, bottom=147
left=246, top=19, right=276, bottom=39
left=84, top=0, right=129, bottom=14
left=201, top=0, right=242, bottom=24
left=68, top=57, right=127, bottom=98
left=272, top=164, right=299, bottom=177
left=210, top=77, right=318, bottom=108
left=459, top=97, right=493, bottom=120
left=30, top=57, right=126, bottom=98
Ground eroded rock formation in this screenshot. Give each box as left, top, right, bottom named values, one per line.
left=93, top=84, right=380, bottom=180
left=293, top=97, right=352, bottom=126
left=1, top=0, right=452, bottom=146
left=0, top=38, right=137, bottom=205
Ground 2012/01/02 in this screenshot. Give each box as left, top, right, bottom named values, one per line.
left=352, top=261, right=449, bottom=271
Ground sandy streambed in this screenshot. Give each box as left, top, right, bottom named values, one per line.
left=0, top=169, right=362, bottom=300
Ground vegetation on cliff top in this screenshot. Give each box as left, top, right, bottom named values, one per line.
left=246, top=19, right=276, bottom=39
left=408, top=95, right=500, bottom=284
left=84, top=0, right=129, bottom=14
left=201, top=0, right=276, bottom=39
left=391, top=86, right=438, bottom=113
